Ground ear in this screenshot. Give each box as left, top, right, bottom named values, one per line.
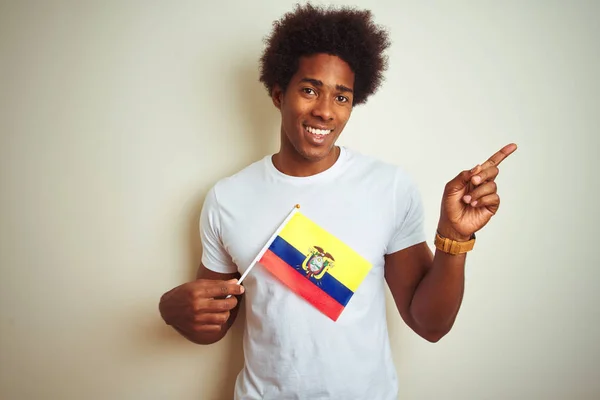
left=271, top=85, right=284, bottom=109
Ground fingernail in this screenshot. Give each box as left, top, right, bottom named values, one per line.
left=471, top=200, right=478, bottom=206
left=463, top=195, right=471, bottom=203
left=472, top=176, right=482, bottom=184
left=239, top=286, right=245, bottom=294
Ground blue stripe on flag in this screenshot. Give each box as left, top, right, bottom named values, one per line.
left=267, top=236, right=354, bottom=306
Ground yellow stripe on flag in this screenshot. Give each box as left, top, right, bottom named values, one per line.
left=278, top=212, right=372, bottom=292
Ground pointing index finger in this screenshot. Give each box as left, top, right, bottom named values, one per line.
left=481, top=143, right=518, bottom=169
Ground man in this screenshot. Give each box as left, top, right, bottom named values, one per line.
left=159, top=4, right=516, bottom=399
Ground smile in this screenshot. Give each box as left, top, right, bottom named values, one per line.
left=304, top=125, right=332, bottom=136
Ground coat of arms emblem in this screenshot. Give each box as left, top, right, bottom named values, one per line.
left=301, top=246, right=335, bottom=280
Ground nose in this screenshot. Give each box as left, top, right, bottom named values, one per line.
left=311, top=97, right=334, bottom=121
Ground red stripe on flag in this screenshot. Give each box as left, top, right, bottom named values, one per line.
left=259, top=249, right=344, bottom=321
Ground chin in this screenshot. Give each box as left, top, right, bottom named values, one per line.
left=300, top=152, right=326, bottom=163
left=296, top=144, right=335, bottom=162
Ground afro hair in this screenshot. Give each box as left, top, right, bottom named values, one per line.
left=258, top=3, right=391, bottom=106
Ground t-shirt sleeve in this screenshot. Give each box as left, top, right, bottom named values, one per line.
left=199, top=186, right=238, bottom=274
left=386, top=172, right=428, bottom=254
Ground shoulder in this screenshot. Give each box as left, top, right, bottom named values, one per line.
left=200, top=156, right=268, bottom=231
left=342, top=146, right=418, bottom=191
left=208, top=156, right=269, bottom=203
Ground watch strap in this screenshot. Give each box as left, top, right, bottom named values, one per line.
left=434, top=231, right=476, bottom=255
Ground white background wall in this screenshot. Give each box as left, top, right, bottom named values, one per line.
left=1, top=1, right=598, bottom=399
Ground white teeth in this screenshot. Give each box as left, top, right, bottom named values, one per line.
left=305, top=126, right=332, bottom=135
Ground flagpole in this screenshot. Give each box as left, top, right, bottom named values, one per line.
left=226, top=204, right=300, bottom=297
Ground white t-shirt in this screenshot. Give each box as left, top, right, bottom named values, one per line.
left=200, top=146, right=427, bottom=400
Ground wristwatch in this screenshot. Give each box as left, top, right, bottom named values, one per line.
left=434, top=231, right=476, bottom=255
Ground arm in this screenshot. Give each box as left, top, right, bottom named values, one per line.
left=386, top=143, right=517, bottom=342
left=161, top=184, right=244, bottom=344
left=384, top=240, right=466, bottom=343
left=159, top=264, right=243, bottom=345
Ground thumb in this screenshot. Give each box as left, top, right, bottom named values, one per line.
left=446, top=165, right=480, bottom=194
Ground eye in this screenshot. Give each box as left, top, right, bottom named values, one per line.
left=302, top=88, right=316, bottom=95
left=336, top=95, right=349, bottom=103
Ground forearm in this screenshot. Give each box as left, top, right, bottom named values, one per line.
left=410, top=249, right=466, bottom=338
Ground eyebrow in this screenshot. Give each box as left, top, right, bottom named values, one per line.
left=299, top=77, right=354, bottom=94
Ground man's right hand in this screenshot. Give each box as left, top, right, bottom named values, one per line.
left=159, top=278, right=244, bottom=338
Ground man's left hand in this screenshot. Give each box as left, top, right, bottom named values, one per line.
left=437, top=143, right=518, bottom=241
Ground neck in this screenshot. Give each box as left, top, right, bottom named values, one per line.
left=272, top=143, right=340, bottom=177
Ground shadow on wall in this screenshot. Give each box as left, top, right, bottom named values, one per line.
left=235, top=59, right=281, bottom=164
left=212, top=55, right=281, bottom=179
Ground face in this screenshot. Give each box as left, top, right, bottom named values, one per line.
left=272, top=53, right=355, bottom=162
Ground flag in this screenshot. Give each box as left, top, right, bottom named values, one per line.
left=257, top=207, right=372, bottom=321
